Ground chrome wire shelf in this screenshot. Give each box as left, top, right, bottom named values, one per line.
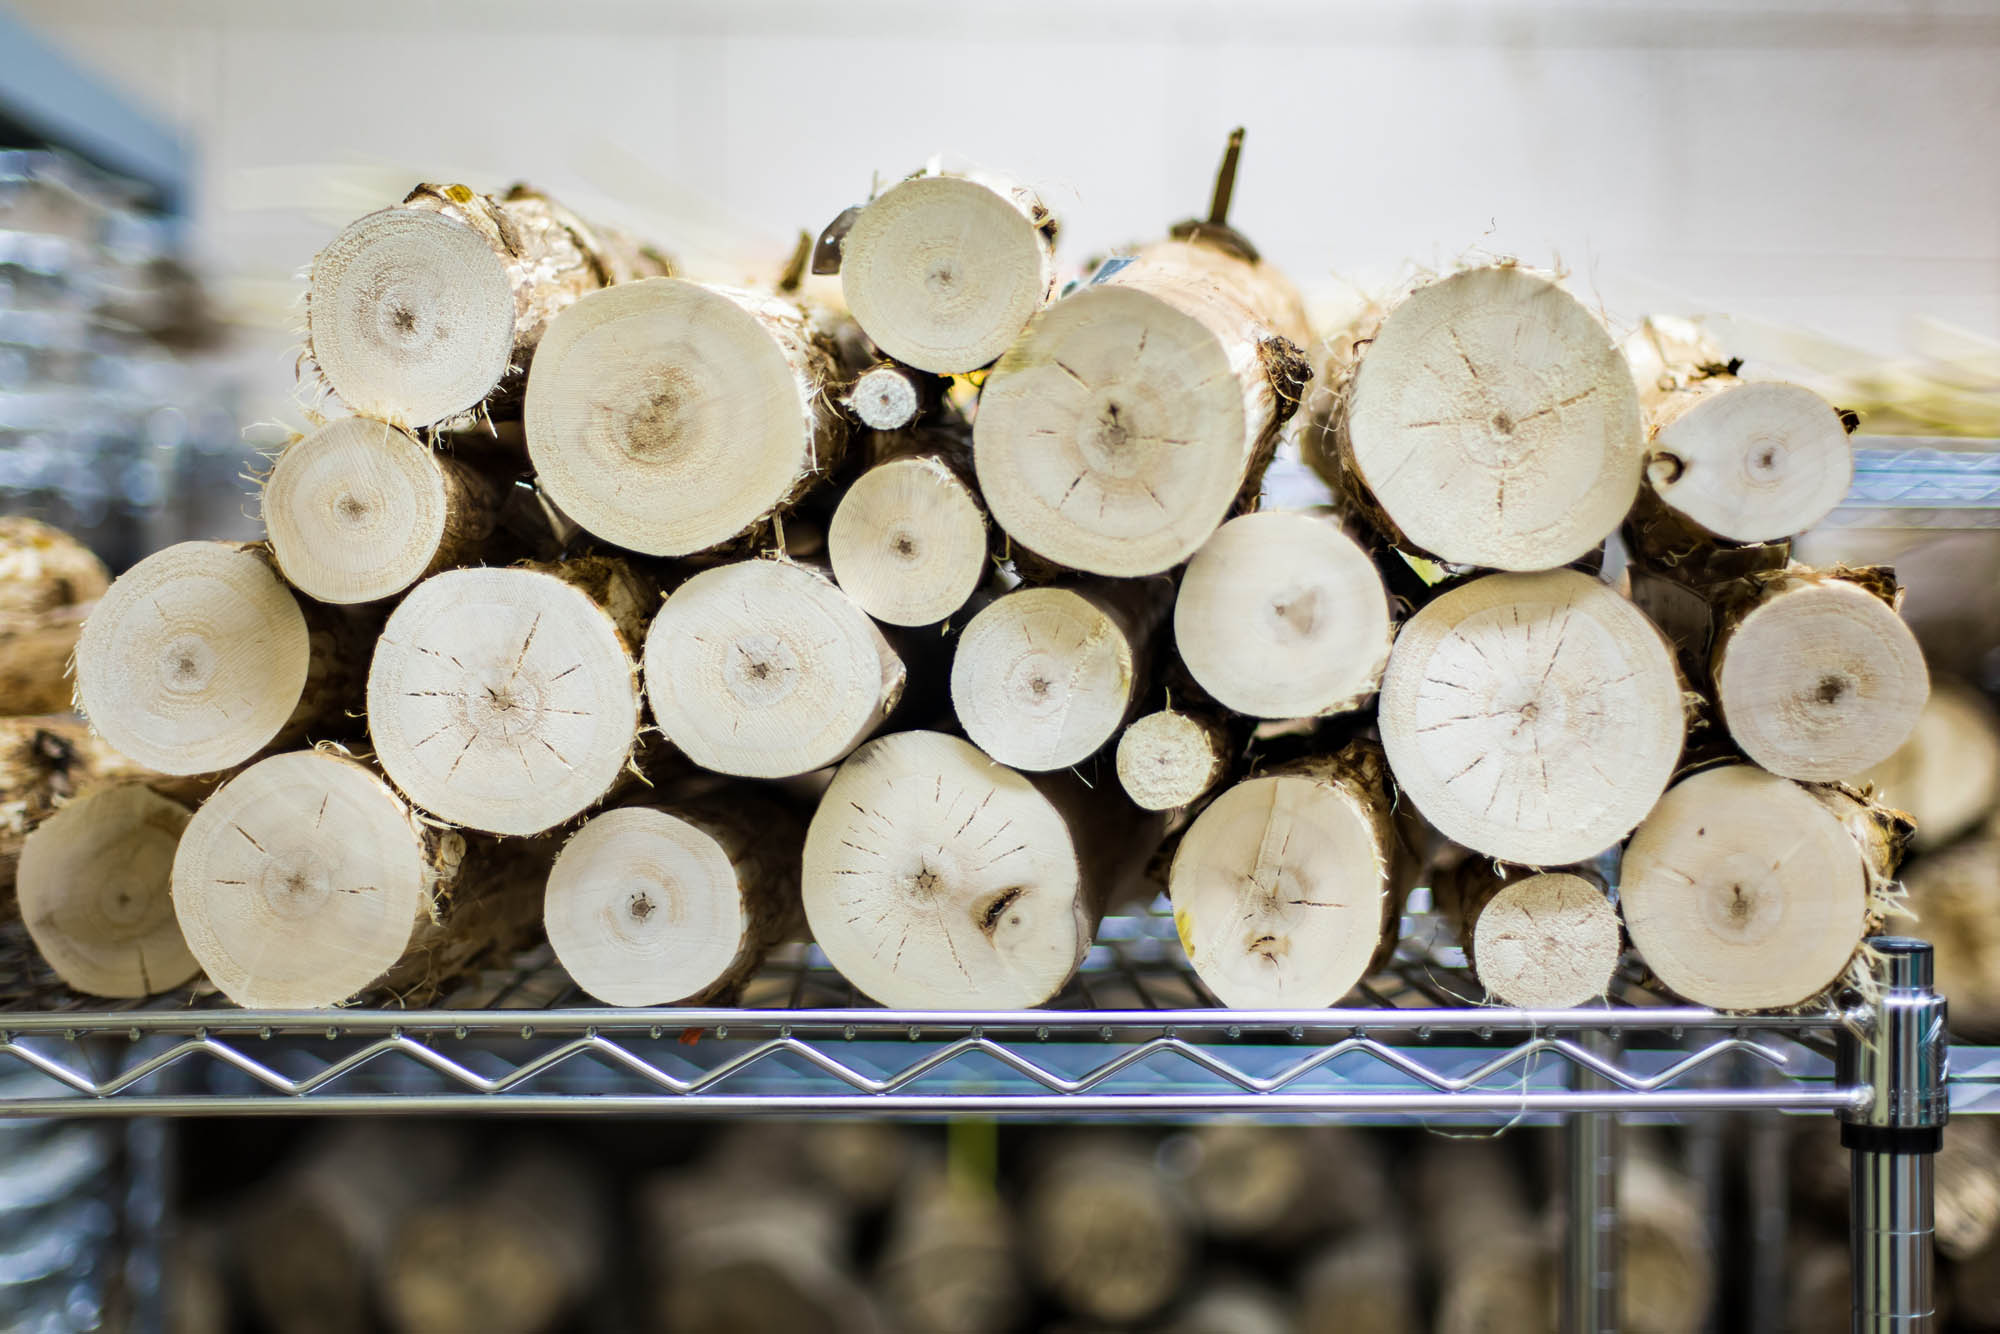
left=0, top=904, right=1891, bottom=1122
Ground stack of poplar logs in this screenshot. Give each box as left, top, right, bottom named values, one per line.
left=12, top=135, right=1935, bottom=1016
left=190, top=1120, right=1714, bottom=1334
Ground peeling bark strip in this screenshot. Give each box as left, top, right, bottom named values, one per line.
left=1379, top=568, right=1685, bottom=866
left=1620, top=764, right=1907, bottom=1011
left=544, top=794, right=805, bottom=1006
left=1712, top=565, right=1929, bottom=782
left=74, top=541, right=362, bottom=776
left=367, top=562, right=645, bottom=835
left=643, top=559, right=904, bottom=779
left=1168, top=740, right=1406, bottom=1010
left=306, top=183, right=669, bottom=429
left=16, top=781, right=199, bottom=998
left=974, top=239, right=1311, bottom=577
left=1430, top=854, right=1619, bottom=1009
left=524, top=278, right=846, bottom=556
left=801, top=730, right=1152, bottom=1009
left=839, top=171, right=1058, bottom=374
left=1319, top=264, right=1645, bottom=571
left=1173, top=509, right=1393, bottom=720
left=172, top=750, right=543, bottom=1009
left=265, top=416, right=502, bottom=605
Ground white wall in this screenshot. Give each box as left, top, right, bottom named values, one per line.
left=12, top=0, right=1999, bottom=422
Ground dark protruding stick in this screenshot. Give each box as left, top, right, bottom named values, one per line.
left=1209, top=127, right=1245, bottom=226
left=778, top=229, right=812, bottom=293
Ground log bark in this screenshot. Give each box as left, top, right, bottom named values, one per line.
left=384, top=1149, right=604, bottom=1334
left=0, top=514, right=109, bottom=614
left=643, top=558, right=905, bottom=779
left=1713, top=565, right=1929, bottom=782
left=1644, top=376, right=1852, bottom=544
left=1620, top=764, right=1909, bottom=1010
left=543, top=791, right=805, bottom=1006
left=16, top=779, right=200, bottom=997
left=1299, top=1233, right=1419, bottom=1334
left=1173, top=509, right=1392, bottom=719
left=237, top=1125, right=464, bottom=1334
left=838, top=170, right=1058, bottom=374
left=1856, top=680, right=2000, bottom=849
left=1168, top=740, right=1410, bottom=1009
left=0, top=601, right=90, bottom=716
left=368, top=558, right=647, bottom=834
left=306, top=182, right=667, bottom=429
left=877, top=1170, right=1022, bottom=1334
left=1315, top=263, right=1645, bottom=570
left=74, top=541, right=365, bottom=775
left=524, top=277, right=846, bottom=556
left=1430, top=853, right=1621, bottom=1008
left=0, top=514, right=107, bottom=715
left=949, top=577, right=1171, bottom=771
left=1115, top=707, right=1232, bottom=811
left=170, top=749, right=544, bottom=1008
left=264, top=416, right=503, bottom=604
left=800, top=730, right=1162, bottom=1009
left=645, top=1167, right=881, bottom=1334
left=0, top=716, right=154, bottom=902
left=974, top=241, right=1310, bottom=576
left=1022, top=1136, right=1191, bottom=1325
left=826, top=427, right=989, bottom=627
left=1379, top=568, right=1685, bottom=865
left=842, top=360, right=945, bottom=431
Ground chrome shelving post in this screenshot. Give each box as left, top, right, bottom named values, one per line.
left=1564, top=1027, right=1620, bottom=1334
left=1839, top=937, right=1949, bottom=1332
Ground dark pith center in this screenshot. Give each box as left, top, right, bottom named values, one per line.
left=1492, top=411, right=1514, bottom=434
left=628, top=892, right=656, bottom=923
left=390, top=305, right=417, bottom=335
left=1816, top=676, right=1846, bottom=704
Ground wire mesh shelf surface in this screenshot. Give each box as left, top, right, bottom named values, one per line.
left=0, top=904, right=1896, bottom=1122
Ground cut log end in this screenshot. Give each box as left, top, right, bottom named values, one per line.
left=1621, top=765, right=1868, bottom=1010
left=845, top=363, right=927, bottom=430
left=1470, top=871, right=1620, bottom=1009
left=75, top=541, right=311, bottom=775
left=644, top=560, right=904, bottom=779
left=1168, top=749, right=1395, bottom=1009
left=840, top=174, right=1054, bottom=374
left=525, top=278, right=841, bottom=556
left=950, top=585, right=1142, bottom=772
left=545, top=800, right=802, bottom=1006
left=1856, top=681, right=2000, bottom=850
left=974, top=285, right=1254, bottom=577
left=171, top=751, right=458, bottom=1009
left=307, top=206, right=517, bottom=427
left=1024, top=1143, right=1190, bottom=1325
left=801, top=730, right=1086, bottom=1009
left=1718, top=575, right=1928, bottom=782
left=369, top=565, right=640, bottom=835
left=1341, top=265, right=1643, bottom=570
left=265, top=417, right=499, bottom=604
left=1115, top=710, right=1229, bottom=811
left=1380, top=568, right=1683, bottom=865
left=17, top=781, right=199, bottom=997
left=1647, top=380, right=1852, bottom=542
left=827, top=455, right=987, bottom=626
left=1175, top=509, right=1392, bottom=719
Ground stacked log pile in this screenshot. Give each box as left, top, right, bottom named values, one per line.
left=2, top=136, right=1935, bottom=1020
left=187, top=1119, right=1713, bottom=1334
